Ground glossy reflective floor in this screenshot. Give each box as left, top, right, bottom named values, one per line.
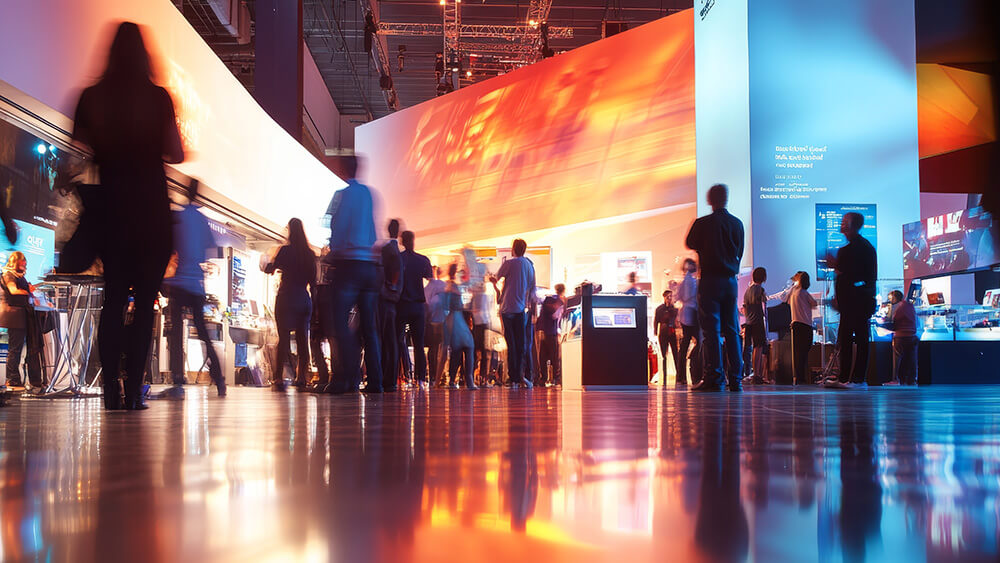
left=1, top=385, right=999, bottom=562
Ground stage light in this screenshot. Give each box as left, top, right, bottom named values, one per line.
left=48, top=145, right=56, bottom=154
left=440, top=0, right=445, bottom=5
left=529, top=19, right=537, bottom=26
left=36, top=143, right=46, bottom=155
left=466, top=70, right=472, bottom=77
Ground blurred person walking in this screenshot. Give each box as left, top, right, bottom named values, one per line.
left=424, top=266, right=447, bottom=386
left=442, top=263, right=477, bottom=390
left=397, top=231, right=434, bottom=390
left=161, top=180, right=225, bottom=398
left=263, top=218, right=316, bottom=391
left=323, top=156, right=383, bottom=394
left=685, top=184, right=745, bottom=392
left=378, top=219, right=403, bottom=392
left=72, top=22, right=184, bottom=410
left=676, top=258, right=701, bottom=385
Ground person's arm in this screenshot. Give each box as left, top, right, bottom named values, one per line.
left=161, top=89, right=184, bottom=164
left=735, top=218, right=746, bottom=263
left=5, top=280, right=29, bottom=296
left=653, top=306, right=660, bottom=336
left=685, top=220, right=699, bottom=251
left=264, top=246, right=284, bottom=275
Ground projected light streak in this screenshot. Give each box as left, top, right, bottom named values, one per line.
left=358, top=12, right=695, bottom=249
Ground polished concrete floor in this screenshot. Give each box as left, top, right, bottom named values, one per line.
left=1, top=385, right=998, bottom=562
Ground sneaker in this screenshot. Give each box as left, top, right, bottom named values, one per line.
left=155, top=385, right=186, bottom=400
left=824, top=380, right=848, bottom=389
left=449, top=382, right=459, bottom=390
left=418, top=381, right=429, bottom=391
left=882, top=380, right=901, bottom=387
left=844, top=382, right=868, bottom=390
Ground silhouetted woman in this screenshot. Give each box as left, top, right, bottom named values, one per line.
left=264, top=218, right=316, bottom=391
left=443, top=263, right=477, bottom=390
left=72, top=22, right=184, bottom=410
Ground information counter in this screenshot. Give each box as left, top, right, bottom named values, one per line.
left=563, top=289, right=648, bottom=389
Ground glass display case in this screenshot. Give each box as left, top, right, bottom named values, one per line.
left=909, top=305, right=1000, bottom=341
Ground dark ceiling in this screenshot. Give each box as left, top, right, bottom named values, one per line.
left=179, top=0, right=692, bottom=123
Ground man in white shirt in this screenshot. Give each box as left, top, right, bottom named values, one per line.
left=490, top=239, right=536, bottom=388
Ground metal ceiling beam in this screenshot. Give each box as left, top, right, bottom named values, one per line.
left=378, top=22, right=573, bottom=39
left=520, top=0, right=555, bottom=63
left=302, top=0, right=376, bottom=120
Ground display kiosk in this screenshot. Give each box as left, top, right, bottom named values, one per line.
left=563, top=286, right=648, bottom=389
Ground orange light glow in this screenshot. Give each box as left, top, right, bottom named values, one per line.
left=917, top=63, right=996, bottom=159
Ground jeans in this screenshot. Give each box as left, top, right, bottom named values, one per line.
left=330, top=260, right=382, bottom=391
left=397, top=302, right=427, bottom=382
left=474, top=324, right=489, bottom=384
left=892, top=335, right=918, bottom=385
left=838, top=310, right=871, bottom=384
left=167, top=287, right=223, bottom=386
left=379, top=299, right=399, bottom=389
left=679, top=323, right=700, bottom=385
left=525, top=317, right=538, bottom=383
left=425, top=321, right=444, bottom=383
left=448, top=344, right=475, bottom=388
left=539, top=332, right=562, bottom=385
left=791, top=321, right=813, bottom=384
left=501, top=312, right=528, bottom=384
left=698, top=275, right=742, bottom=387
left=275, top=291, right=311, bottom=385
left=659, top=330, right=678, bottom=381
left=6, top=326, right=43, bottom=387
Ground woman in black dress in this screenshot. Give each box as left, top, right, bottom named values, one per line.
left=264, top=218, right=317, bottom=391
left=72, top=22, right=184, bottom=410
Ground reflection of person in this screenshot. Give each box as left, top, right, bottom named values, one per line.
left=161, top=180, right=225, bottom=398
left=624, top=271, right=641, bottom=295
left=537, top=284, right=566, bottom=386
left=742, top=267, right=768, bottom=384
left=378, top=219, right=403, bottom=392
left=397, top=231, right=434, bottom=389
left=491, top=239, right=536, bottom=389
left=676, top=258, right=700, bottom=385
left=72, top=22, right=184, bottom=410
left=773, top=271, right=817, bottom=385
left=264, top=218, right=316, bottom=391
left=1, top=252, right=43, bottom=389
left=826, top=212, right=877, bottom=389
left=694, top=406, right=749, bottom=560
left=839, top=398, right=882, bottom=560
left=324, top=156, right=383, bottom=394
left=442, top=264, right=477, bottom=390
left=887, top=290, right=918, bottom=386
left=686, top=184, right=745, bottom=392
left=654, top=290, right=679, bottom=383
left=425, top=266, right=447, bottom=385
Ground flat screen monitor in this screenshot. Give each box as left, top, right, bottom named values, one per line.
left=903, top=206, right=999, bottom=279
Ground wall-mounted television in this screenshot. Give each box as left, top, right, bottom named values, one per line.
left=903, top=206, right=998, bottom=279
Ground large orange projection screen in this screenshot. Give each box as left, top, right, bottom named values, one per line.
left=356, top=11, right=695, bottom=248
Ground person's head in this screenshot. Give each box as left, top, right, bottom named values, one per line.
left=448, top=262, right=458, bottom=281
left=6, top=251, right=26, bottom=273
left=752, top=267, right=767, bottom=284
left=707, top=184, right=728, bottom=210
left=663, top=289, right=673, bottom=304
left=793, top=271, right=811, bottom=290
left=628, top=271, right=637, bottom=285
left=890, top=289, right=904, bottom=304
left=841, top=212, right=864, bottom=238
left=342, top=156, right=360, bottom=180
left=286, top=218, right=310, bottom=249
left=555, top=283, right=566, bottom=297
left=683, top=258, right=697, bottom=274
left=401, top=230, right=415, bottom=251
left=512, top=238, right=527, bottom=257
left=387, top=218, right=400, bottom=239
left=185, top=179, right=201, bottom=203
left=103, top=22, right=152, bottom=83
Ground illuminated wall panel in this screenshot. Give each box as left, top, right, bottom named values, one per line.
left=357, top=11, right=696, bottom=252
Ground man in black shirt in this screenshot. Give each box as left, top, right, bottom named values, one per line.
left=378, top=219, right=403, bottom=392
left=685, top=184, right=745, bottom=392
left=654, top=290, right=679, bottom=384
left=826, top=212, right=877, bottom=389
left=397, top=231, right=434, bottom=388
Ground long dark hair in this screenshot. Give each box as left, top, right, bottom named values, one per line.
left=285, top=218, right=316, bottom=282
left=102, top=22, right=152, bottom=84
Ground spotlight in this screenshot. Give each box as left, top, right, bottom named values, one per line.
left=466, top=70, right=472, bottom=77
left=48, top=145, right=57, bottom=154
left=36, top=143, right=47, bottom=155
left=439, top=0, right=445, bottom=5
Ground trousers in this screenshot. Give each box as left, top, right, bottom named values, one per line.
left=698, top=276, right=742, bottom=387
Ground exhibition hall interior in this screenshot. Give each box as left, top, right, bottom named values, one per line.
left=0, top=0, right=998, bottom=561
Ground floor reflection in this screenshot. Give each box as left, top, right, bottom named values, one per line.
left=1, top=386, right=999, bottom=561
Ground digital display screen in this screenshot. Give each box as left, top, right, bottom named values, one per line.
left=903, top=206, right=999, bottom=279
left=815, top=204, right=877, bottom=281
left=593, top=308, right=636, bottom=329
left=0, top=220, right=55, bottom=284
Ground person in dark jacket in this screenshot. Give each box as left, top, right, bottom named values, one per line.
left=264, top=218, right=316, bottom=391
left=685, top=184, right=745, bottom=392
left=378, top=219, right=403, bottom=392
left=825, top=212, right=877, bottom=389
left=72, top=22, right=183, bottom=410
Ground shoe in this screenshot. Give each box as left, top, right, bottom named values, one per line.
left=844, top=382, right=868, bottom=390
left=7, top=379, right=23, bottom=388
left=155, top=385, right=186, bottom=400
left=292, top=380, right=308, bottom=390
left=271, top=381, right=287, bottom=392
left=125, top=399, right=149, bottom=410
left=691, top=380, right=723, bottom=392
left=418, top=381, right=429, bottom=391
left=216, top=381, right=227, bottom=397
left=522, top=379, right=533, bottom=389
left=305, top=383, right=327, bottom=393
left=824, top=380, right=848, bottom=389
left=728, top=381, right=743, bottom=392
left=449, top=382, right=459, bottom=390
left=466, top=384, right=479, bottom=391
left=361, top=386, right=383, bottom=394
left=882, top=380, right=901, bottom=387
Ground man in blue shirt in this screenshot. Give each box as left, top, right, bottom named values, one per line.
left=323, top=156, right=383, bottom=393
left=397, top=230, right=434, bottom=388
left=685, top=184, right=745, bottom=392
left=490, top=239, right=536, bottom=388
left=161, top=180, right=225, bottom=398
